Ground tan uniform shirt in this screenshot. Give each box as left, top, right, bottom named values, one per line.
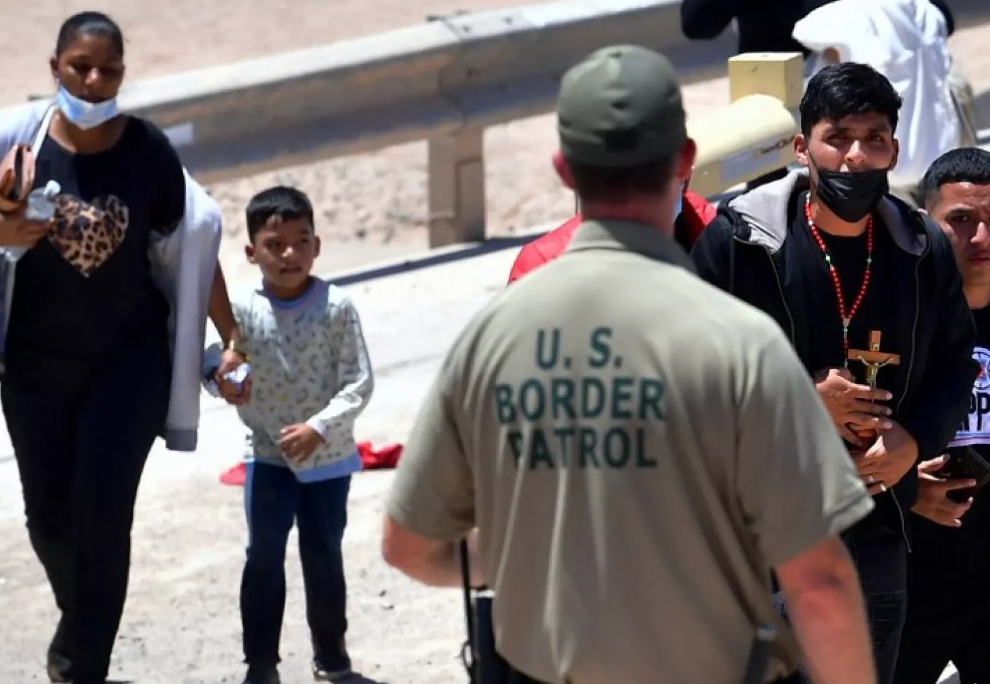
left=387, top=220, right=874, bottom=684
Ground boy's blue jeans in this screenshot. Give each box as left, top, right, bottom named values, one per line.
left=241, top=462, right=351, bottom=670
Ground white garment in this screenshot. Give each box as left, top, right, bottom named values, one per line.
left=0, top=100, right=222, bottom=452
left=793, top=0, right=959, bottom=189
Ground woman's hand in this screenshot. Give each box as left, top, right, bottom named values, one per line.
left=215, top=348, right=251, bottom=405
left=0, top=209, right=50, bottom=248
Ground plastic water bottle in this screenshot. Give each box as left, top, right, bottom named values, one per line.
left=204, top=362, right=252, bottom=399
left=24, top=180, right=60, bottom=221
left=3, top=180, right=60, bottom=264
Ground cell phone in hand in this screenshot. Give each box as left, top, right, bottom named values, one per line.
left=938, top=446, right=990, bottom=503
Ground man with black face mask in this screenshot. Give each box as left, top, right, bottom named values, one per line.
left=690, top=62, right=977, bottom=684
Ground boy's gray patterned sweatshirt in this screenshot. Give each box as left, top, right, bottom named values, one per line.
left=204, top=278, right=374, bottom=482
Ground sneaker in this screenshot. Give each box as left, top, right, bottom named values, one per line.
left=312, top=656, right=352, bottom=682
left=46, top=658, right=71, bottom=684
left=46, top=617, right=72, bottom=683
left=243, top=665, right=281, bottom=684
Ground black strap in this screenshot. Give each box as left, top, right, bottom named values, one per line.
left=460, top=539, right=478, bottom=683
left=729, top=231, right=737, bottom=297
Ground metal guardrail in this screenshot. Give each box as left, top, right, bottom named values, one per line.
left=3, top=0, right=988, bottom=247
left=129, top=0, right=734, bottom=185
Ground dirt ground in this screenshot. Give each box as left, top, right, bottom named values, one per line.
left=0, top=3, right=987, bottom=684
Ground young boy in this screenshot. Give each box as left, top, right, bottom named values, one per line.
left=207, top=186, right=375, bottom=684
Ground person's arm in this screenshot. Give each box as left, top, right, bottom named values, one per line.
left=151, top=135, right=248, bottom=398
left=381, top=332, right=481, bottom=587
left=304, top=291, right=374, bottom=439
left=680, top=0, right=739, bottom=39
left=736, top=326, right=875, bottom=684
left=151, top=134, right=186, bottom=237
left=200, top=287, right=248, bottom=396
left=208, top=263, right=244, bottom=349
left=775, top=538, right=875, bottom=684
left=688, top=213, right=735, bottom=291
left=912, top=455, right=974, bottom=527
left=382, top=521, right=482, bottom=588
left=897, top=229, right=977, bottom=462
left=201, top=232, right=249, bottom=403
left=151, top=134, right=242, bottom=351
left=0, top=150, right=47, bottom=244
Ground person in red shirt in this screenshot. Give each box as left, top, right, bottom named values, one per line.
left=508, top=151, right=716, bottom=284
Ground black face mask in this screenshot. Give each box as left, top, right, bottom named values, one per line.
left=812, top=162, right=890, bottom=223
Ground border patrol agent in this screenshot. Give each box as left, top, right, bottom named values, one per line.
left=382, top=45, right=878, bottom=684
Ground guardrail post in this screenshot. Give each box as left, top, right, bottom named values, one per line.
left=427, top=127, right=486, bottom=247
left=727, top=52, right=804, bottom=108
left=688, top=52, right=804, bottom=197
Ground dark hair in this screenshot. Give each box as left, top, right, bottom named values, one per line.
left=56, top=12, right=124, bottom=58
left=568, top=157, right=675, bottom=205
left=246, top=186, right=315, bottom=242
left=921, top=147, right=990, bottom=210
left=799, top=63, right=902, bottom=137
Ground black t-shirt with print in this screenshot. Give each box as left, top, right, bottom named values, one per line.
left=908, top=304, right=990, bottom=616
left=7, top=117, right=184, bottom=360
left=792, top=191, right=909, bottom=402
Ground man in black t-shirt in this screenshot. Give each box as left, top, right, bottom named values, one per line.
left=893, top=148, right=990, bottom=684
left=690, top=64, right=977, bottom=684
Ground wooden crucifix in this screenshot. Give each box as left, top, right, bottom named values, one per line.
left=846, top=330, right=900, bottom=444
left=847, top=330, right=901, bottom=390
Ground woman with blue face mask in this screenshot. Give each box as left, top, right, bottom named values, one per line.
left=0, top=11, right=249, bottom=684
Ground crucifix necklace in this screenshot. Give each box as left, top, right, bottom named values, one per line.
left=805, top=195, right=874, bottom=366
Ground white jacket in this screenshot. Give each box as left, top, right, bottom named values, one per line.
left=0, top=100, right=221, bottom=452
left=793, top=0, right=959, bottom=188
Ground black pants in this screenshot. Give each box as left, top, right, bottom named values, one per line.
left=775, top=526, right=907, bottom=684
left=241, top=462, right=351, bottom=671
left=894, top=598, right=990, bottom=684
left=894, top=515, right=990, bottom=684
left=2, top=338, right=171, bottom=684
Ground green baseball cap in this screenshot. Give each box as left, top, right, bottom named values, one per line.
left=557, top=45, right=687, bottom=168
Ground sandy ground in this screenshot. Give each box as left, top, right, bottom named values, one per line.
left=0, top=2, right=987, bottom=683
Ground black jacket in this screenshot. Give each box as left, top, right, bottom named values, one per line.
left=689, top=171, right=977, bottom=540
left=681, top=0, right=955, bottom=56
left=680, top=0, right=833, bottom=55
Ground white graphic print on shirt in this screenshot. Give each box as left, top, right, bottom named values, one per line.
left=950, top=346, right=990, bottom=448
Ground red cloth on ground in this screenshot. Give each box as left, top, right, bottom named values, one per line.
left=218, top=442, right=404, bottom=486
left=358, top=441, right=403, bottom=469
left=220, top=462, right=246, bottom=486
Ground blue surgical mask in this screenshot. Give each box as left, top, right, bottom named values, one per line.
left=55, top=85, right=119, bottom=130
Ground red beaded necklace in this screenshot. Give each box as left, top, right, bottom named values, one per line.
left=804, top=195, right=874, bottom=365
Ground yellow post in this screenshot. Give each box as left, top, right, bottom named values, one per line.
left=687, top=53, right=804, bottom=198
